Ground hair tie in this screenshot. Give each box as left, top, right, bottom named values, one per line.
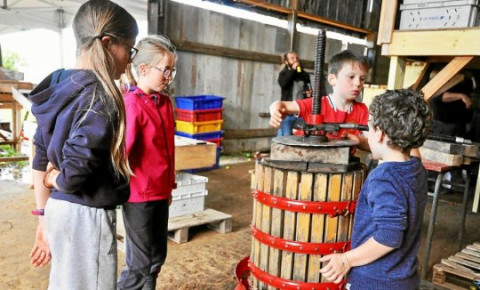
left=92, top=34, right=104, bottom=40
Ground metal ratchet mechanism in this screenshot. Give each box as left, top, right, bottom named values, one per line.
left=293, top=29, right=367, bottom=142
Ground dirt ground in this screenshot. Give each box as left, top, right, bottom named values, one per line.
left=0, top=160, right=479, bottom=289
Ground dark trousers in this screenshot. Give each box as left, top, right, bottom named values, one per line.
left=118, top=199, right=169, bottom=290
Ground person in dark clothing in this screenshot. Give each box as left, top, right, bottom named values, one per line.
left=29, top=1, right=138, bottom=289
left=276, top=51, right=311, bottom=136
left=431, top=73, right=475, bottom=138
left=430, top=72, right=476, bottom=191
left=319, top=89, right=433, bottom=290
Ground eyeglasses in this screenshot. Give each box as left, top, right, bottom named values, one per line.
left=153, top=66, right=176, bottom=79
left=129, top=47, right=138, bottom=60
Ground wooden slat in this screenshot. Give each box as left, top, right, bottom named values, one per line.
left=280, top=171, right=299, bottom=280
left=173, top=39, right=314, bottom=69
left=462, top=249, right=480, bottom=258
left=420, top=148, right=463, bottom=166
left=423, top=140, right=478, bottom=158
left=377, top=0, right=397, bottom=45
left=349, top=170, right=364, bottom=240
left=307, top=173, right=328, bottom=283
left=441, top=258, right=475, bottom=274
left=259, top=166, right=273, bottom=289
left=293, top=172, right=313, bottom=282
left=456, top=252, right=480, bottom=265
left=267, top=168, right=286, bottom=287
left=251, top=162, right=265, bottom=289
left=337, top=173, right=353, bottom=242
left=448, top=256, right=480, bottom=271
left=421, top=56, right=473, bottom=100
left=325, top=174, right=341, bottom=243
left=382, top=29, right=480, bottom=56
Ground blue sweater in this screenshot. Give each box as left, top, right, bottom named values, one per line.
left=29, top=69, right=129, bottom=208
left=348, top=157, right=427, bottom=290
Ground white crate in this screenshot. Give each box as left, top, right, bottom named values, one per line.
left=400, top=0, right=480, bottom=30
left=173, top=172, right=208, bottom=196
left=169, top=172, right=208, bottom=217
left=169, top=190, right=208, bottom=217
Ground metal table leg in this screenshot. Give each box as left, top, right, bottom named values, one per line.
left=458, top=174, right=470, bottom=251
left=421, top=172, right=445, bottom=280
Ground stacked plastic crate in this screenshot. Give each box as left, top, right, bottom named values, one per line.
left=170, top=172, right=208, bottom=217
left=174, top=95, right=224, bottom=171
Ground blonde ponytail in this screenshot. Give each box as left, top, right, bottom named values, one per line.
left=73, top=0, right=138, bottom=179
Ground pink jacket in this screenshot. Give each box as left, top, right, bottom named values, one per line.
left=124, top=86, right=176, bottom=202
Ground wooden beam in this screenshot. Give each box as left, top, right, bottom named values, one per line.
left=224, top=128, right=276, bottom=139
left=432, top=73, right=464, bottom=98
left=0, top=80, right=33, bottom=90
left=382, top=29, right=480, bottom=56
left=236, top=0, right=371, bottom=35
left=0, top=156, right=29, bottom=162
left=377, top=0, right=397, bottom=45
left=411, top=62, right=429, bottom=90
left=387, top=56, right=406, bottom=89
left=173, top=39, right=315, bottom=68
left=421, top=56, right=473, bottom=100
left=11, top=87, right=31, bottom=112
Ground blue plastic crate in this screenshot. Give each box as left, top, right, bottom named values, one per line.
left=175, top=131, right=223, bottom=140
left=175, top=95, right=224, bottom=110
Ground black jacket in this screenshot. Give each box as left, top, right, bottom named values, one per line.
left=277, top=66, right=311, bottom=101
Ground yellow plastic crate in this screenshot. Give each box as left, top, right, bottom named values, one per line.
left=175, top=120, right=223, bottom=134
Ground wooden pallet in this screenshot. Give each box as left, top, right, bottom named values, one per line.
left=116, top=208, right=232, bottom=251
left=167, top=208, right=232, bottom=243
left=432, top=243, right=480, bottom=290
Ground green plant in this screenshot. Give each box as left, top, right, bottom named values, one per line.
left=0, top=144, right=16, bottom=157
left=2, top=50, right=24, bottom=72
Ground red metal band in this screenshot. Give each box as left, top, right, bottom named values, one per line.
left=252, top=189, right=357, bottom=218
left=251, top=226, right=350, bottom=255
left=248, top=260, right=346, bottom=290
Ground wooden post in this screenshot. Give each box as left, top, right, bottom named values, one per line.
left=387, top=56, right=406, bottom=89
left=377, top=0, right=397, bottom=45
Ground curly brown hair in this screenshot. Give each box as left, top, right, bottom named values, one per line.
left=369, top=89, right=433, bottom=152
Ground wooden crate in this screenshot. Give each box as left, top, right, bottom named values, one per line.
left=432, top=243, right=480, bottom=290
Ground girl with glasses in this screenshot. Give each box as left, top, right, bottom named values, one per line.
left=118, top=35, right=177, bottom=290
left=28, top=0, right=138, bottom=289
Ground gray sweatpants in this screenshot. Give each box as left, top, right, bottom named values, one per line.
left=45, top=198, right=117, bottom=290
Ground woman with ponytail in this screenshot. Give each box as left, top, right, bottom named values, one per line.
left=28, top=1, right=138, bottom=289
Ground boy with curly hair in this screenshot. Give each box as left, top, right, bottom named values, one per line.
left=319, top=89, right=433, bottom=289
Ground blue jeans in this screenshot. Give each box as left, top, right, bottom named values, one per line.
left=277, top=115, right=297, bottom=136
